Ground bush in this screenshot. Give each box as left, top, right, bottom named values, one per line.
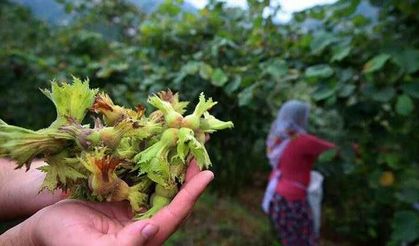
left=0, top=0, right=418, bottom=243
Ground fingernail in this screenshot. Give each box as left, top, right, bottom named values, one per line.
left=141, top=224, right=158, bottom=238
left=205, top=170, right=214, bottom=181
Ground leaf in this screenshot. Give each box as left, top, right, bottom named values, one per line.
left=363, top=54, right=391, bottom=73
left=392, top=49, right=419, bottom=74
left=38, top=161, right=86, bottom=191
left=64, top=3, right=73, bottom=13
left=188, top=137, right=211, bottom=169
left=265, top=60, right=288, bottom=79
left=338, top=84, right=356, bottom=97
left=199, top=63, right=213, bottom=80
left=312, top=85, right=336, bottom=101
left=224, top=75, right=241, bottom=95
left=371, top=87, right=395, bottom=102
left=331, top=45, right=351, bottom=62
left=401, top=82, right=419, bottom=99
left=395, top=94, right=414, bottom=116
left=305, top=64, right=334, bottom=79
left=182, top=61, right=200, bottom=75
left=238, top=85, right=255, bottom=106
left=146, top=158, right=171, bottom=186
left=352, top=14, right=370, bottom=27
left=391, top=210, right=419, bottom=243
left=396, top=187, right=419, bottom=204
left=211, top=68, right=228, bottom=87
left=310, top=32, right=337, bottom=55
left=318, top=149, right=337, bottom=162
left=176, top=128, right=194, bottom=161
left=200, top=112, right=234, bottom=133
left=382, top=152, right=400, bottom=169
left=192, top=92, right=217, bottom=117
left=41, top=77, right=98, bottom=126
left=97, top=63, right=129, bottom=78
left=158, top=0, right=181, bottom=16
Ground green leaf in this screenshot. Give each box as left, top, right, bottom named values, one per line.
left=265, top=60, right=288, bottom=79
left=238, top=85, right=255, bottom=107
left=395, top=94, right=414, bottom=116
left=391, top=210, right=419, bottom=243
left=199, top=63, right=213, bottom=80
left=188, top=137, right=211, bottom=169
left=146, top=158, right=171, bottom=186
left=383, top=153, right=400, bottom=169
left=158, top=0, right=181, bottom=16
left=392, top=49, right=419, bottom=74
left=318, top=149, right=337, bottom=162
left=310, top=32, right=337, bottom=55
left=401, top=82, right=419, bottom=99
left=41, top=77, right=98, bottom=127
left=352, top=14, right=370, bottom=27
left=396, top=187, right=419, bottom=204
left=182, top=61, right=200, bottom=75
left=176, top=128, right=194, bottom=162
left=312, top=85, right=336, bottom=101
left=224, top=75, right=241, bottom=95
left=371, top=87, right=396, bottom=102
left=305, top=64, right=334, bottom=79
left=64, top=3, right=73, bottom=13
left=211, top=68, right=228, bottom=87
left=338, top=84, right=356, bottom=97
left=97, top=63, right=129, bottom=78
left=192, top=92, right=217, bottom=118
left=200, top=112, right=234, bottom=133
left=38, top=159, right=86, bottom=191
left=363, top=54, right=391, bottom=73
left=331, top=45, right=351, bottom=62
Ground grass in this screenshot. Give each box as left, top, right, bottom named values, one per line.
left=166, top=191, right=279, bottom=246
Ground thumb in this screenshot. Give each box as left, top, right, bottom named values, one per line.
left=116, top=221, right=159, bottom=246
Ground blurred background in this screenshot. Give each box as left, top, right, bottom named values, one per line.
left=0, top=0, right=418, bottom=245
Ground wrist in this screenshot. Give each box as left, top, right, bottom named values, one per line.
left=0, top=218, right=35, bottom=246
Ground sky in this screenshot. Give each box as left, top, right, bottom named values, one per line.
left=186, top=0, right=337, bottom=22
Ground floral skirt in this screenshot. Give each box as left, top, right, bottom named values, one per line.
left=269, top=193, right=317, bottom=246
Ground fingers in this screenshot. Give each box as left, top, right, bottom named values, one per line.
left=114, top=220, right=159, bottom=246
left=171, top=170, right=214, bottom=213
left=148, top=170, right=214, bottom=245
left=185, top=159, right=200, bottom=182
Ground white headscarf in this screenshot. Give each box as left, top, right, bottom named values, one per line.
left=266, top=100, right=310, bottom=168
left=262, top=100, right=310, bottom=214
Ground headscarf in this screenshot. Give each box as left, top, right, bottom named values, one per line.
left=266, top=100, right=310, bottom=168
left=262, top=100, right=310, bottom=214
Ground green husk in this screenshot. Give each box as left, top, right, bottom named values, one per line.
left=41, top=77, right=98, bottom=128
left=0, top=77, right=233, bottom=218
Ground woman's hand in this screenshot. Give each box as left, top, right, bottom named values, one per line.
left=0, top=161, right=213, bottom=246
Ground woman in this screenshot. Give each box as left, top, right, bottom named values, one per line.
left=262, top=100, right=335, bottom=246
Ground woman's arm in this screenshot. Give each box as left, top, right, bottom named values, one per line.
left=302, top=134, right=336, bottom=158
left=0, top=159, right=65, bottom=220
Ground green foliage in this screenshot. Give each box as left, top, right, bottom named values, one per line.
left=1, top=0, right=418, bottom=244
left=363, top=54, right=391, bottom=73
left=391, top=210, right=419, bottom=244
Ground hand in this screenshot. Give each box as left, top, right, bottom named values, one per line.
left=1, top=161, right=213, bottom=246
left=0, top=159, right=67, bottom=220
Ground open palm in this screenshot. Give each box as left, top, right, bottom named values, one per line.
left=31, top=200, right=145, bottom=246
left=25, top=161, right=213, bottom=246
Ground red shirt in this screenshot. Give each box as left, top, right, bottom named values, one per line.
left=274, top=134, right=335, bottom=201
